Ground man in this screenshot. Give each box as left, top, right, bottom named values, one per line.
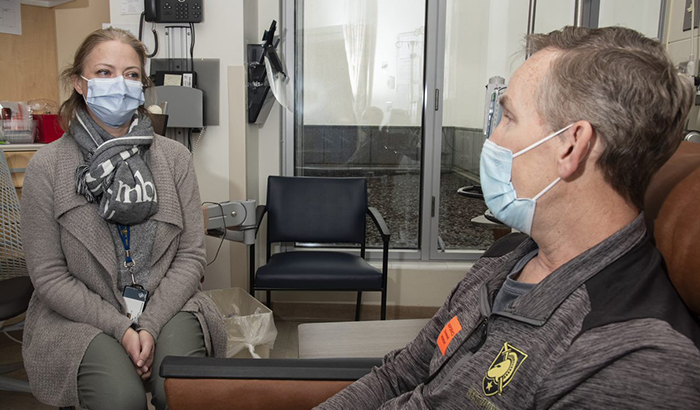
left=316, top=26, right=700, bottom=409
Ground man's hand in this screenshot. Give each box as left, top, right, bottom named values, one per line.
left=121, top=328, right=141, bottom=367
left=137, top=330, right=156, bottom=380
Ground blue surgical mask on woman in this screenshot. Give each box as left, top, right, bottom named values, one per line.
left=81, top=75, right=145, bottom=128
left=479, top=124, right=573, bottom=235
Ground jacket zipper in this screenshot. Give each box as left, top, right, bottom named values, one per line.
left=430, top=286, right=496, bottom=392
left=430, top=315, right=489, bottom=392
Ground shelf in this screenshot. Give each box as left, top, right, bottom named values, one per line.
left=20, top=0, right=75, bottom=7
left=0, top=143, right=46, bottom=152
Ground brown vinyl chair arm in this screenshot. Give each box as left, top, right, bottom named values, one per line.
left=161, top=356, right=382, bottom=410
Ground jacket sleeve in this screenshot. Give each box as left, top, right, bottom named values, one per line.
left=535, top=322, right=700, bottom=409
left=136, top=150, right=206, bottom=340
left=314, top=285, right=461, bottom=410
left=21, top=155, right=133, bottom=342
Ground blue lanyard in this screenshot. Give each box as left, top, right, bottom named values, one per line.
left=116, top=224, right=135, bottom=268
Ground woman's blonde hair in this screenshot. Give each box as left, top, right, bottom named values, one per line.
left=58, top=27, right=152, bottom=131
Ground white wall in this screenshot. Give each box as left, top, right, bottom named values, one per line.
left=108, top=0, right=246, bottom=290
left=534, top=0, right=576, bottom=33
left=599, top=0, right=662, bottom=39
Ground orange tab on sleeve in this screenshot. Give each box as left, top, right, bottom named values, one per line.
left=437, top=316, right=463, bottom=355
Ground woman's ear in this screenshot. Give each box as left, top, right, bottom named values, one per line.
left=73, top=75, right=85, bottom=96
left=557, top=121, right=594, bottom=180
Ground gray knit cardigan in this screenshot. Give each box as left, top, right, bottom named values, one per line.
left=20, top=133, right=226, bottom=406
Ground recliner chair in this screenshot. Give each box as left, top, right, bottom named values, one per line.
left=161, top=142, right=700, bottom=410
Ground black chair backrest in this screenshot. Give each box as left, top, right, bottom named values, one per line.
left=266, top=176, right=367, bottom=245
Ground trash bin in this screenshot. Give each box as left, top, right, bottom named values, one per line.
left=203, top=287, right=278, bottom=358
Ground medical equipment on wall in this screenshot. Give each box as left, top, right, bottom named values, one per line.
left=248, top=20, right=289, bottom=124
left=203, top=200, right=257, bottom=245
left=145, top=0, right=203, bottom=23
left=138, top=0, right=216, bottom=151
left=483, top=76, right=507, bottom=139
left=201, top=200, right=257, bottom=269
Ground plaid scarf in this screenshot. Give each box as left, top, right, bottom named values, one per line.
left=72, top=109, right=158, bottom=225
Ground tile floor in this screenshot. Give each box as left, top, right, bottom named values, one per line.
left=0, top=315, right=306, bottom=410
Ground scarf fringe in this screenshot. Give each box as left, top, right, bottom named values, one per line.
left=75, top=164, right=95, bottom=203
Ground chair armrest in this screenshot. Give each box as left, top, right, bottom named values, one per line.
left=367, top=207, right=390, bottom=243
left=161, top=357, right=382, bottom=410
left=255, top=205, right=267, bottom=237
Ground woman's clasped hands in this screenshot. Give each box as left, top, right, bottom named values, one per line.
left=121, top=328, right=156, bottom=380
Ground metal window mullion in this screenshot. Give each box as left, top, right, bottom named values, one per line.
left=658, top=0, right=668, bottom=42
left=420, top=0, right=442, bottom=261
left=580, top=0, right=600, bottom=29
left=425, top=0, right=447, bottom=261
left=279, top=0, right=296, bottom=256
left=282, top=0, right=296, bottom=177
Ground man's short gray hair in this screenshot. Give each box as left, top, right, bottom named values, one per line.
left=527, top=26, right=694, bottom=210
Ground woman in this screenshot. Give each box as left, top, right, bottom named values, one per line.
left=20, top=28, right=225, bottom=410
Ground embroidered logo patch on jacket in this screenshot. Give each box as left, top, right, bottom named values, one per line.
left=483, top=342, right=528, bottom=396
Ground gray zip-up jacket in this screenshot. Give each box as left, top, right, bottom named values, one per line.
left=317, top=215, right=700, bottom=409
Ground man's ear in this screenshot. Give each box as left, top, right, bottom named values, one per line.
left=557, top=121, right=594, bottom=180
left=73, top=75, right=85, bottom=96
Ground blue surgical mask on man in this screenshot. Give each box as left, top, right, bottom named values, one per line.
left=479, top=124, right=573, bottom=235
left=81, top=75, right=145, bottom=128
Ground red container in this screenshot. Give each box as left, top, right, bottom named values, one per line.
left=34, top=114, right=63, bottom=144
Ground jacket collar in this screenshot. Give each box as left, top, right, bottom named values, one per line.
left=53, top=134, right=183, bottom=277
left=485, top=214, right=648, bottom=325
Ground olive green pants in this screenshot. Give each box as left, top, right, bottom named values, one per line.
left=77, top=312, right=206, bottom=410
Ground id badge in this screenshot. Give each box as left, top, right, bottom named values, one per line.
left=123, top=285, right=149, bottom=324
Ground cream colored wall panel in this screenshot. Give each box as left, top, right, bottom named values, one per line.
left=667, top=37, right=695, bottom=63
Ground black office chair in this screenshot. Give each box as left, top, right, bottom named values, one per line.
left=250, top=176, right=390, bottom=320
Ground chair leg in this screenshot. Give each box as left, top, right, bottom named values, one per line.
left=355, top=292, right=362, bottom=321
left=249, top=244, right=256, bottom=296
left=381, top=290, right=387, bottom=320
left=266, top=290, right=272, bottom=310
